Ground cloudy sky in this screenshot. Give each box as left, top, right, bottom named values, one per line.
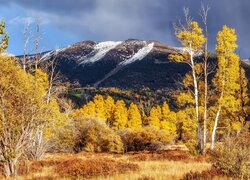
left=1, top=0, right=250, bottom=58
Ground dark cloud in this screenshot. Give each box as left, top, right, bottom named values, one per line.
left=3, top=0, right=250, bottom=57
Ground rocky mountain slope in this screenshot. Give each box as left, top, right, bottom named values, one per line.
left=19, top=39, right=249, bottom=90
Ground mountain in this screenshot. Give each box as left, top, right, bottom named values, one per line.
left=19, top=39, right=249, bottom=90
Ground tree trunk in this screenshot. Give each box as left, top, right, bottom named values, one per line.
left=189, top=44, right=202, bottom=152
left=203, top=50, right=208, bottom=154
left=211, top=74, right=225, bottom=150
left=211, top=106, right=221, bottom=150
left=3, top=158, right=18, bottom=177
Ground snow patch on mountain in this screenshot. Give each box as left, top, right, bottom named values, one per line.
left=94, top=42, right=154, bottom=87
left=120, top=42, right=154, bottom=66
left=79, top=41, right=122, bottom=64
left=39, top=46, right=70, bottom=62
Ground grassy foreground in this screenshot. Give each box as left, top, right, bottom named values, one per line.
left=5, top=151, right=216, bottom=180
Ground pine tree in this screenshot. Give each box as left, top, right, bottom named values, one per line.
left=127, top=103, right=142, bottom=128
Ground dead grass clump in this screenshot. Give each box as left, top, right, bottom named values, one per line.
left=29, top=159, right=61, bottom=173
left=128, top=150, right=190, bottom=161
left=137, top=175, right=156, bottom=180
left=182, top=166, right=219, bottom=180
left=55, top=157, right=139, bottom=178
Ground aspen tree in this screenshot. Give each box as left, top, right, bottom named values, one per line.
left=211, top=26, right=240, bottom=149
left=169, top=18, right=206, bottom=152
left=147, top=106, right=161, bottom=128
left=112, top=100, right=128, bottom=129
left=127, top=103, right=142, bottom=128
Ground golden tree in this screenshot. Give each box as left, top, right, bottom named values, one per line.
left=161, top=102, right=177, bottom=135
left=0, top=55, right=48, bottom=176
left=104, top=96, right=115, bottom=126
left=127, top=103, right=142, bottom=128
left=147, top=106, right=161, bottom=128
left=93, top=94, right=106, bottom=121
left=169, top=19, right=206, bottom=152
left=112, top=100, right=128, bottom=129
left=211, top=26, right=242, bottom=149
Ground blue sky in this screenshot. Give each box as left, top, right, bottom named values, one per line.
left=1, top=0, right=250, bottom=58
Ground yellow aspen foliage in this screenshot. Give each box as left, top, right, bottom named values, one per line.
left=161, top=102, right=177, bottom=134
left=112, top=100, right=128, bottom=129
left=169, top=21, right=206, bottom=152
left=127, top=103, right=142, bottom=128
left=72, top=101, right=96, bottom=120
left=147, top=106, right=161, bottom=128
left=0, top=55, right=49, bottom=175
left=82, top=101, right=96, bottom=117
left=44, top=98, right=69, bottom=139
left=238, top=67, right=249, bottom=124
left=93, top=94, right=106, bottom=121
left=213, top=26, right=242, bottom=133
left=104, top=96, right=115, bottom=123
left=34, top=69, right=49, bottom=96
left=176, top=109, right=196, bottom=141
left=177, top=21, right=206, bottom=51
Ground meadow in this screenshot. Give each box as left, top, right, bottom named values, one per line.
left=5, top=150, right=222, bottom=180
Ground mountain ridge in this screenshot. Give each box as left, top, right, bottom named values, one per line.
left=17, top=39, right=250, bottom=90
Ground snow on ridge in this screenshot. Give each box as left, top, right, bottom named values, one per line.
left=120, top=42, right=154, bottom=66
left=94, top=42, right=154, bottom=87
left=79, top=41, right=122, bottom=64
left=39, top=45, right=70, bottom=62
left=174, top=47, right=203, bottom=56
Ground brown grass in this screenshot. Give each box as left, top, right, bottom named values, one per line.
left=13, top=150, right=213, bottom=179
left=127, top=150, right=211, bottom=162
left=55, top=157, right=139, bottom=178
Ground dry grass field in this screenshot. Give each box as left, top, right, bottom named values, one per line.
left=0, top=151, right=218, bottom=180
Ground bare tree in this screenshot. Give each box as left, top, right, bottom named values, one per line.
left=200, top=3, right=210, bottom=154
left=35, top=18, right=40, bottom=70
left=23, top=23, right=29, bottom=71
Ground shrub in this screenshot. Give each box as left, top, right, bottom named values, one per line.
left=213, top=131, right=250, bottom=179
left=118, top=126, right=174, bottom=152
left=55, top=157, right=139, bottom=178
left=75, top=118, right=124, bottom=153
left=48, top=122, right=77, bottom=153
left=182, top=167, right=218, bottom=180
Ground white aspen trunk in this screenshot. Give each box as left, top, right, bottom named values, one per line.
left=203, top=44, right=208, bottom=154
left=3, top=158, right=18, bottom=177
left=211, top=106, right=221, bottom=150
left=211, top=73, right=225, bottom=150
left=189, top=44, right=202, bottom=152
left=35, top=23, right=39, bottom=70
left=23, top=27, right=27, bottom=71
